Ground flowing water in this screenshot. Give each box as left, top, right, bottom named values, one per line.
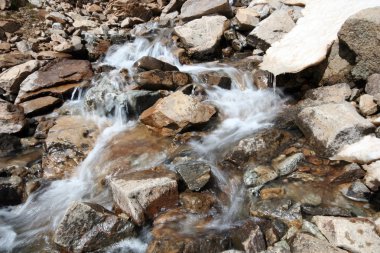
left=0, top=25, right=284, bottom=252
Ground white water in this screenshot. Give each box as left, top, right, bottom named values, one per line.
left=0, top=24, right=283, bottom=252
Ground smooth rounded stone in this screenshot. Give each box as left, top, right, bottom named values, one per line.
left=341, top=180, right=371, bottom=202
left=0, top=60, right=42, bottom=100
left=304, top=83, right=351, bottom=103
left=250, top=199, right=302, bottom=228
left=301, top=204, right=352, bottom=217
left=42, top=115, right=99, bottom=179
left=54, top=202, right=135, bottom=252
left=134, top=56, right=179, bottom=72
left=179, top=0, right=233, bottom=21
left=312, top=216, right=380, bottom=253
left=174, top=15, right=230, bottom=59
left=179, top=191, right=215, bottom=213
left=134, top=70, right=191, bottom=91
left=110, top=168, right=179, bottom=225
left=291, top=233, right=348, bottom=253
left=244, top=165, right=278, bottom=188
left=242, top=225, right=266, bottom=253
left=359, top=94, right=378, bottom=116
left=329, top=163, right=365, bottom=184
left=247, top=9, right=295, bottom=51
left=272, top=153, right=304, bottom=176
left=363, top=160, right=380, bottom=191
left=175, top=161, right=211, bottom=191
left=0, top=176, right=24, bottom=207
left=0, top=99, right=26, bottom=135
left=331, top=135, right=380, bottom=164
left=140, top=91, right=216, bottom=136
left=198, top=72, right=232, bottom=90
left=19, top=96, right=63, bottom=117
left=366, top=73, right=380, bottom=96
left=235, top=7, right=260, bottom=31
left=338, top=7, right=380, bottom=81
left=296, top=102, right=374, bottom=157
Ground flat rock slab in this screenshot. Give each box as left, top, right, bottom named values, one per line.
left=296, top=103, right=374, bottom=156
left=110, top=168, right=178, bottom=225
left=19, top=96, right=62, bottom=117
left=312, top=216, right=380, bottom=253
left=291, top=233, right=348, bottom=253
left=180, top=0, right=232, bottom=21
left=54, top=202, right=135, bottom=252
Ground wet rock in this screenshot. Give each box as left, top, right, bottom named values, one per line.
left=329, top=163, right=365, bottom=184
left=331, top=135, right=380, bottom=164
left=338, top=7, right=380, bottom=81
left=312, top=216, right=380, bottom=253
left=54, top=202, right=135, bottom=252
left=247, top=10, right=295, bottom=51
left=125, top=90, right=168, bottom=116
left=363, top=161, right=380, bottom=191
left=34, top=118, right=55, bottom=139
left=341, top=180, right=370, bottom=202
left=272, top=153, right=304, bottom=176
left=359, top=94, right=378, bottom=116
left=19, top=96, right=63, bottom=117
left=303, top=83, right=351, bottom=103
left=0, top=99, right=26, bottom=134
left=0, top=60, right=41, bottom=101
left=140, top=91, right=216, bottom=136
left=110, top=168, right=178, bottom=225
left=250, top=199, right=302, bottom=228
left=174, top=15, right=230, bottom=59
left=0, top=134, right=21, bottom=156
left=291, top=233, right=348, bottom=253
left=0, top=176, right=23, bottom=206
left=366, top=73, right=380, bottom=96
left=0, top=52, right=33, bottom=69
left=134, top=56, right=178, bottom=72
left=179, top=191, right=215, bottom=213
left=134, top=70, right=191, bottom=90
left=16, top=59, right=93, bottom=104
left=199, top=72, right=232, bottom=89
left=42, top=115, right=99, bottom=179
left=261, top=240, right=291, bottom=253
left=175, top=161, right=211, bottom=191
left=242, top=225, right=266, bottom=253
left=244, top=165, right=278, bottom=188
left=296, top=103, right=374, bottom=156
left=224, top=129, right=294, bottom=167
left=301, top=204, right=352, bottom=217
left=83, top=37, right=110, bottom=61
left=235, top=7, right=260, bottom=31
left=179, top=0, right=232, bottom=21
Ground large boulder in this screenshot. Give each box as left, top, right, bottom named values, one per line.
left=179, top=0, right=232, bottom=21
left=312, top=216, right=380, bottom=253
left=0, top=98, right=26, bottom=134
left=291, top=233, right=348, bottom=253
left=54, top=202, right=135, bottom=252
left=140, top=91, right=216, bottom=136
left=42, top=115, right=99, bottom=179
left=174, top=15, right=230, bottom=59
left=295, top=103, right=374, bottom=156
left=15, top=59, right=93, bottom=104
left=247, top=10, right=295, bottom=51
left=338, top=7, right=380, bottom=81
left=110, top=168, right=178, bottom=225
left=134, top=70, right=191, bottom=91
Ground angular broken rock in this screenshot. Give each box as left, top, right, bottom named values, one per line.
left=179, top=0, right=232, bottom=21
left=175, top=161, right=211, bottom=191
left=134, top=70, right=191, bottom=91
left=247, top=10, right=295, bottom=51
left=235, top=8, right=260, bottom=31
left=291, top=233, right=348, bottom=253
left=140, top=91, right=216, bottom=136
left=110, top=168, right=178, bottom=225
left=0, top=99, right=26, bottom=134
left=296, top=103, right=374, bottom=156
left=242, top=225, right=266, bottom=253
left=363, top=160, right=380, bottom=191
left=359, top=94, right=378, bottom=116
left=134, top=56, right=178, bottom=72
left=366, top=73, right=380, bottom=96
left=54, top=202, right=135, bottom=252
left=174, top=15, right=230, bottom=58
left=312, top=216, right=380, bottom=253
left=19, top=96, right=62, bottom=117
left=303, top=83, right=351, bottom=103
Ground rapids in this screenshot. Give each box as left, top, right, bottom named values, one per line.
left=0, top=25, right=283, bottom=252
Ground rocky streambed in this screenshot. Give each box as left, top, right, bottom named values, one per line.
left=1, top=0, right=380, bottom=253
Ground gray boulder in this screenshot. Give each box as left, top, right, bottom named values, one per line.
left=180, top=0, right=232, bottom=21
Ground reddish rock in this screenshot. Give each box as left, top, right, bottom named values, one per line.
left=19, top=96, right=63, bottom=117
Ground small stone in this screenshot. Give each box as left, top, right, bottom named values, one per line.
left=341, top=180, right=371, bottom=202
left=272, top=153, right=304, bottom=176
left=363, top=160, right=380, bottom=191
left=244, top=165, right=278, bottom=188
left=179, top=192, right=215, bottom=213
left=359, top=94, right=378, bottom=116
left=175, top=161, right=211, bottom=191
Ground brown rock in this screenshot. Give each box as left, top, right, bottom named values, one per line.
left=179, top=0, right=233, bottom=21
left=134, top=56, right=179, bottom=72
left=19, top=96, right=63, bottom=117
left=0, top=98, right=26, bottom=134
left=134, top=70, right=191, bottom=90
left=140, top=91, right=216, bottom=136
left=199, top=72, right=232, bottom=89
left=0, top=19, right=21, bottom=33
left=179, top=192, right=215, bottom=214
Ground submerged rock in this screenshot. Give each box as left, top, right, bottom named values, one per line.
left=179, top=191, right=215, bottom=214
left=140, top=91, right=216, bottom=136
left=110, top=168, right=178, bottom=225
left=312, top=216, right=380, bottom=253
left=54, top=202, right=135, bottom=252
left=134, top=70, right=191, bottom=90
